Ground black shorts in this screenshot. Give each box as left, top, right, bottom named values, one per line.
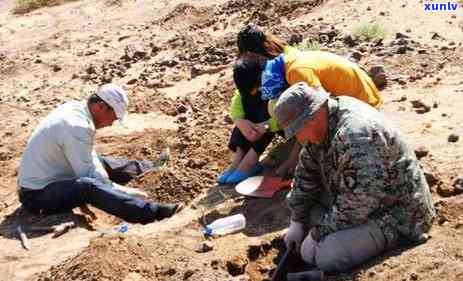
left=228, top=127, right=283, bottom=155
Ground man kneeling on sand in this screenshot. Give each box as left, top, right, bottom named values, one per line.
left=274, top=82, right=435, bottom=279
left=18, top=83, right=180, bottom=224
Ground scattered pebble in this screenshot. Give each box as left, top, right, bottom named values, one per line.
left=183, top=269, right=196, bottom=280
left=226, top=256, right=248, bottom=276
left=448, top=134, right=459, bottom=143
left=414, top=146, right=429, bottom=160
left=369, top=65, right=387, bottom=89
left=195, top=241, right=214, bottom=253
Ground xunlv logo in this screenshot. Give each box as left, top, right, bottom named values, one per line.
left=424, top=2, right=459, bottom=11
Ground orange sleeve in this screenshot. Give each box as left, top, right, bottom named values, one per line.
left=286, top=66, right=322, bottom=89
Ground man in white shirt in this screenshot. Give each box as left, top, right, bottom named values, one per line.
left=18, top=84, right=179, bottom=224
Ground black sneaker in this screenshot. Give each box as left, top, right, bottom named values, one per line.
left=156, top=203, right=183, bottom=220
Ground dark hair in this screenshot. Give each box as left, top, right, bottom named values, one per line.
left=237, top=24, right=287, bottom=58
left=238, top=24, right=266, bottom=55
left=87, top=94, right=112, bottom=112
left=88, top=94, right=104, bottom=104
left=233, top=53, right=267, bottom=95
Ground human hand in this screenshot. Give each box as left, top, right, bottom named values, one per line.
left=235, top=119, right=260, bottom=142
left=252, top=122, right=269, bottom=136
left=284, top=220, right=305, bottom=253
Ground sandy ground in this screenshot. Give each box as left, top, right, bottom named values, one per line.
left=0, top=0, right=462, bottom=280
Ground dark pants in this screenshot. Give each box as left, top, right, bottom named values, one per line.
left=18, top=156, right=162, bottom=224
left=228, top=127, right=280, bottom=155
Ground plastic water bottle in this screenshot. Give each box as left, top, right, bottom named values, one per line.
left=203, top=214, right=246, bottom=236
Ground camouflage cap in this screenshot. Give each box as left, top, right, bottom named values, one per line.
left=274, top=82, right=329, bottom=139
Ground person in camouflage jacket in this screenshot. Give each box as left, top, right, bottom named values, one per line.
left=274, top=82, right=435, bottom=274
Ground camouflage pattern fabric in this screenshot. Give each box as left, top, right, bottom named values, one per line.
left=288, top=96, right=435, bottom=246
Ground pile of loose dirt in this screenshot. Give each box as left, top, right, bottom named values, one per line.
left=35, top=235, right=159, bottom=281
left=97, top=75, right=236, bottom=205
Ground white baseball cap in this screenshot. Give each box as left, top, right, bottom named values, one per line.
left=96, top=83, right=129, bottom=122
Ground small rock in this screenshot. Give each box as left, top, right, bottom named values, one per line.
left=146, top=79, right=161, bottom=89
left=451, top=176, right=463, bottom=194
left=102, top=73, right=113, bottom=83
left=34, top=58, right=42, bottom=63
left=159, top=59, right=178, bottom=67
left=417, top=49, right=427, bottom=54
left=414, top=146, right=429, bottom=160
left=288, top=34, right=303, bottom=45
left=319, top=34, right=330, bottom=43
left=190, top=65, right=202, bottom=78
left=448, top=133, right=459, bottom=143
left=366, top=6, right=371, bottom=11
left=396, top=46, right=407, bottom=54
left=410, top=272, right=419, bottom=281
left=247, top=245, right=263, bottom=261
left=123, top=44, right=147, bottom=61
left=437, top=178, right=463, bottom=197
left=415, top=108, right=430, bottom=114
left=84, top=49, right=98, bottom=56
left=52, top=64, right=62, bottom=72
left=410, top=100, right=431, bottom=113
left=431, top=32, right=443, bottom=40
left=396, top=32, right=410, bottom=39
left=118, top=35, right=130, bottom=41
left=369, top=65, right=387, bottom=89
left=226, top=256, right=248, bottom=276
left=343, top=35, right=358, bottom=47
left=433, top=102, right=438, bottom=108
left=86, top=64, right=97, bottom=74
left=18, top=96, right=31, bottom=103
left=127, top=78, right=137, bottom=85
left=150, top=43, right=161, bottom=54
left=371, top=38, right=383, bottom=47
left=165, top=268, right=176, bottom=276
left=258, top=264, right=272, bottom=273
left=177, top=116, right=187, bottom=123
left=396, top=38, right=409, bottom=46
left=350, top=51, right=363, bottom=61
left=176, top=104, right=188, bottom=114
left=183, top=269, right=196, bottom=280
left=379, top=11, right=386, bottom=16
left=211, top=260, right=220, bottom=270
left=195, top=241, right=214, bottom=253
left=319, top=29, right=338, bottom=42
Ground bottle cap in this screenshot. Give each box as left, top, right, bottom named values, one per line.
left=115, top=223, right=128, bottom=233
left=203, top=226, right=212, bottom=236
